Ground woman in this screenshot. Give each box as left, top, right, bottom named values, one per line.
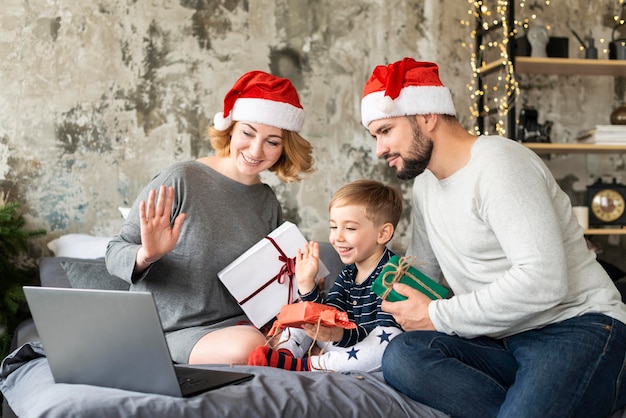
left=106, top=71, right=314, bottom=364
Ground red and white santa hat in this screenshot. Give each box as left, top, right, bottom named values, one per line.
left=213, top=70, right=304, bottom=132
left=361, top=58, right=456, bottom=128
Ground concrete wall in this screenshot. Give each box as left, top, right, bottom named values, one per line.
left=1, top=1, right=625, bottom=266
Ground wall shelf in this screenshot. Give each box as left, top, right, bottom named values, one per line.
left=523, top=143, right=626, bottom=154
left=516, top=57, right=626, bottom=77
left=584, top=228, right=626, bottom=235
left=478, top=57, right=626, bottom=77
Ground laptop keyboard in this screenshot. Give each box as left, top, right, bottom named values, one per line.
left=178, top=376, right=206, bottom=388
left=176, top=368, right=210, bottom=388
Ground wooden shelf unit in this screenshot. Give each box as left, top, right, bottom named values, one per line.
left=584, top=228, right=626, bottom=235
left=479, top=57, right=626, bottom=77
left=523, top=143, right=626, bottom=154
left=473, top=3, right=626, bottom=238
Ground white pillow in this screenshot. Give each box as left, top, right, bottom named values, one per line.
left=118, top=206, right=131, bottom=219
left=47, top=234, right=113, bottom=259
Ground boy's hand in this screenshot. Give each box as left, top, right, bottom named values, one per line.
left=295, top=241, right=320, bottom=294
left=302, top=323, right=343, bottom=343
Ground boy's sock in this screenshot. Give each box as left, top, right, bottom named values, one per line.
left=247, top=345, right=310, bottom=371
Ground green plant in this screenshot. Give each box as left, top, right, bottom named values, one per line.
left=0, top=200, right=45, bottom=360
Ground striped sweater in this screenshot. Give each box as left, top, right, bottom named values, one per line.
left=300, top=247, right=401, bottom=347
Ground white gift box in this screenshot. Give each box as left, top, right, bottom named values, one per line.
left=217, top=221, right=330, bottom=328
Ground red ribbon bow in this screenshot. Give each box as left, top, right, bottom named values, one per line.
left=237, top=235, right=296, bottom=306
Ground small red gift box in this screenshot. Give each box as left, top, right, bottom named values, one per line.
left=267, top=301, right=356, bottom=336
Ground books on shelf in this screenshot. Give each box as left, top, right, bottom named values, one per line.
left=576, top=125, right=626, bottom=144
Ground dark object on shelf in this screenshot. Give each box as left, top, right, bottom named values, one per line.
left=584, top=38, right=598, bottom=59
left=616, top=281, right=626, bottom=304
left=516, top=108, right=553, bottom=143
left=569, top=29, right=597, bottom=59
left=610, top=22, right=626, bottom=60
left=610, top=105, right=626, bottom=125
left=586, top=178, right=626, bottom=227
left=596, top=258, right=626, bottom=303
left=513, top=36, right=568, bottom=58
left=597, top=258, right=626, bottom=282
left=609, top=41, right=626, bottom=60
left=546, top=37, right=569, bottom=58
left=514, top=36, right=531, bottom=56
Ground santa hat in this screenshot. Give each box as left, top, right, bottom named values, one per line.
left=361, top=58, right=456, bottom=128
left=213, top=70, right=304, bottom=132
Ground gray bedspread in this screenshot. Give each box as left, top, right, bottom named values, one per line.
left=1, top=342, right=447, bottom=418
left=4, top=343, right=626, bottom=418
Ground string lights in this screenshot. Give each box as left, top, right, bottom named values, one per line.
left=464, top=1, right=626, bottom=136
left=463, top=1, right=550, bottom=137
left=613, top=0, right=625, bottom=49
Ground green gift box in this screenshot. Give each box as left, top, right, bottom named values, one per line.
left=372, top=255, right=448, bottom=302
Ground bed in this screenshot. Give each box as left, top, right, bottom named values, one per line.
left=1, top=341, right=448, bottom=418
left=2, top=234, right=625, bottom=418
left=0, top=234, right=447, bottom=417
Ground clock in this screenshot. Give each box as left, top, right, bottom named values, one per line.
left=587, top=178, right=626, bottom=227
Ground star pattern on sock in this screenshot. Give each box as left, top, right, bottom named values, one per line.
left=377, top=329, right=392, bottom=344
left=347, top=347, right=359, bottom=360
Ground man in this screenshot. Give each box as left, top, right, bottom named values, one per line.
left=361, top=57, right=626, bottom=418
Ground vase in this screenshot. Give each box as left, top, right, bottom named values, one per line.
left=527, top=26, right=549, bottom=58
left=610, top=105, right=626, bottom=125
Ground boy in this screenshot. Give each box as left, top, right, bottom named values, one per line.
left=248, top=179, right=404, bottom=372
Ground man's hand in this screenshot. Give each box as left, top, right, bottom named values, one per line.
left=381, top=283, right=436, bottom=331
left=295, top=241, right=320, bottom=294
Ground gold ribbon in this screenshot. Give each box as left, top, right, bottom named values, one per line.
left=269, top=314, right=331, bottom=371
left=380, top=256, right=443, bottom=300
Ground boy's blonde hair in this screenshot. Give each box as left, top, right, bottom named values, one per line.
left=329, top=179, right=403, bottom=227
left=207, top=123, right=315, bottom=183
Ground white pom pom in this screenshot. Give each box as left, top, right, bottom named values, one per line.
left=213, top=112, right=231, bottom=131
left=377, top=96, right=396, bottom=114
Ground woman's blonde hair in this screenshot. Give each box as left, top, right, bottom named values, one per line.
left=329, top=179, right=403, bottom=228
left=207, top=122, right=315, bottom=183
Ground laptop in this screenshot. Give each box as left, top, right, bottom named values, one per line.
left=23, top=286, right=254, bottom=397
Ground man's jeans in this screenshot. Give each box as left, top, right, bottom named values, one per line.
left=381, top=313, right=626, bottom=418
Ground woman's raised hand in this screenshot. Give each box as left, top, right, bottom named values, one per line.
left=136, top=185, right=186, bottom=270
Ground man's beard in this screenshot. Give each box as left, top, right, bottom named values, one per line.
left=396, top=118, right=433, bottom=180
